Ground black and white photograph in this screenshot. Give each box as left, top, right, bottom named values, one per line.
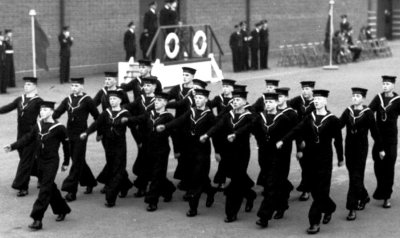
left=1, top=0, right=400, bottom=237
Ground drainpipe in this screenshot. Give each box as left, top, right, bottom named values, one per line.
left=246, top=0, right=250, bottom=29
left=60, top=0, right=65, bottom=30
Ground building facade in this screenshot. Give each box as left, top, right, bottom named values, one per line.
left=1, top=0, right=392, bottom=80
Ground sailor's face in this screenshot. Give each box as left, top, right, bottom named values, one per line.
left=382, top=82, right=394, bottom=93
left=352, top=94, right=364, bottom=105
left=313, top=96, right=326, bottom=109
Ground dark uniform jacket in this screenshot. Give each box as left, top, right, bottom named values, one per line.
left=53, top=93, right=99, bottom=139
left=11, top=120, right=70, bottom=166
left=369, top=93, right=400, bottom=145
left=0, top=94, right=43, bottom=138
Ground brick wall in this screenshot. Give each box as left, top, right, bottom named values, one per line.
left=0, top=0, right=139, bottom=81
left=0, top=0, right=368, bottom=81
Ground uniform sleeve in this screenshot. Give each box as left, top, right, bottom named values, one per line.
left=251, top=114, right=265, bottom=144
left=333, top=118, right=344, bottom=163
left=368, top=110, right=383, bottom=151
left=368, top=95, right=379, bottom=112
left=206, top=113, right=227, bottom=137
left=10, top=125, right=38, bottom=150
left=86, top=112, right=106, bottom=135
left=60, top=126, right=71, bottom=166
left=0, top=97, right=18, bottom=114
left=339, top=109, right=348, bottom=129
left=123, top=31, right=129, bottom=51
left=53, top=98, right=68, bottom=120
left=234, top=114, right=255, bottom=137
left=93, top=90, right=103, bottom=107
left=165, top=110, right=190, bottom=130
left=121, top=91, right=130, bottom=106
left=282, top=116, right=307, bottom=144
left=87, top=97, right=100, bottom=120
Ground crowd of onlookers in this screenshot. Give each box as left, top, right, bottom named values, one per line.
left=330, top=15, right=375, bottom=64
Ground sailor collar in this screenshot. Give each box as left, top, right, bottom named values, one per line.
left=68, top=93, right=89, bottom=112
left=190, top=107, right=211, bottom=124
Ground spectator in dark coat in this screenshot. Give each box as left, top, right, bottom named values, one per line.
left=143, top=1, right=158, bottom=60
left=124, top=21, right=136, bottom=61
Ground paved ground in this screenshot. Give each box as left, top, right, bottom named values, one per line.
left=1, top=42, right=400, bottom=238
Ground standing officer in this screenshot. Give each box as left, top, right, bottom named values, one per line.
left=124, top=21, right=136, bottom=61
left=143, top=1, right=158, bottom=60
left=230, top=25, right=243, bottom=72
left=58, top=26, right=73, bottom=84
left=81, top=90, right=134, bottom=207
left=4, top=29, right=15, bottom=87
left=0, top=31, right=6, bottom=94
left=53, top=77, right=99, bottom=202
left=289, top=81, right=316, bottom=201
left=369, top=75, right=400, bottom=209
left=250, top=22, right=262, bottom=70
left=253, top=92, right=290, bottom=228
left=0, top=77, right=43, bottom=196
left=4, top=101, right=71, bottom=230
left=259, top=20, right=270, bottom=70
left=203, top=89, right=256, bottom=223
left=277, top=89, right=343, bottom=235
left=340, top=87, right=384, bottom=220
left=239, top=21, right=250, bottom=71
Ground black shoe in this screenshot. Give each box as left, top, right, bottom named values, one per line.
left=206, top=190, right=216, bottom=208
left=104, top=202, right=115, bottom=208
left=306, top=224, right=320, bottom=234
left=322, top=213, right=332, bottom=224
left=346, top=210, right=356, bottom=221
left=274, top=210, right=285, bottom=219
left=186, top=209, right=197, bottom=217
left=383, top=199, right=391, bottom=209
left=134, top=189, right=146, bottom=198
left=100, top=186, right=106, bottom=194
left=256, top=218, right=268, bottom=228
left=17, top=190, right=28, bottom=197
left=65, top=193, right=76, bottom=202
left=84, top=186, right=93, bottom=194
left=28, top=220, right=42, bottom=230
left=55, top=214, right=67, bottom=222
left=357, top=197, right=370, bottom=210
left=146, top=204, right=158, bottom=212
left=299, top=192, right=310, bottom=201
left=245, top=199, right=254, bottom=212
left=224, top=215, right=237, bottom=223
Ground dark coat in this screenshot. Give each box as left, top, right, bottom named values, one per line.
left=53, top=93, right=99, bottom=139
left=58, top=34, right=73, bottom=57
left=124, top=30, right=136, bottom=53
left=143, top=10, right=158, bottom=34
